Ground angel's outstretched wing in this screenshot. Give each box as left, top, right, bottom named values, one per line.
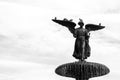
left=52, top=18, right=76, bottom=34
left=85, top=23, right=105, bottom=31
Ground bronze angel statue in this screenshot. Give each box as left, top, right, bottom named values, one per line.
left=52, top=17, right=105, bottom=61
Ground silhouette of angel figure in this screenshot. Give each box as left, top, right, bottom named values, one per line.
left=52, top=18, right=105, bottom=61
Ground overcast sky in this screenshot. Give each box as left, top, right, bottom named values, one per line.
left=0, top=0, right=120, bottom=80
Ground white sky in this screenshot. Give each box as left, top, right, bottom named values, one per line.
left=0, top=0, right=119, bottom=80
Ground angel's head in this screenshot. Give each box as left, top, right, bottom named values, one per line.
left=78, top=18, right=84, bottom=28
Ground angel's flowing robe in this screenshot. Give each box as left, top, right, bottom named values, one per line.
left=72, top=27, right=91, bottom=60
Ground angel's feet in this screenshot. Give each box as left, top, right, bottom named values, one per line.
left=79, top=58, right=85, bottom=62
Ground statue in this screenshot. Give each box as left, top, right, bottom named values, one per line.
left=52, top=17, right=110, bottom=80
left=52, top=18, right=105, bottom=61
left=73, top=19, right=90, bottom=61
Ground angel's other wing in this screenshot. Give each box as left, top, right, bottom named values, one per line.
left=52, top=18, right=76, bottom=34
left=85, top=24, right=105, bottom=31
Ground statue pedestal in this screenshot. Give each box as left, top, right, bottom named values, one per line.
left=55, top=61, right=110, bottom=80
left=76, top=78, right=88, bottom=80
